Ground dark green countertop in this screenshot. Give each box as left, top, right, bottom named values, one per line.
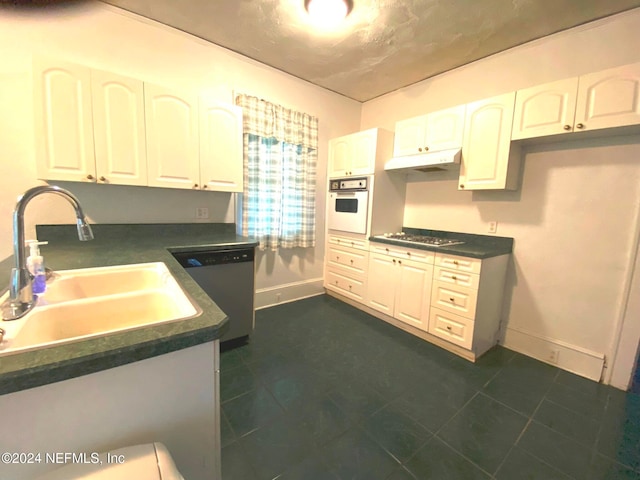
left=369, top=227, right=513, bottom=259
left=0, top=223, right=258, bottom=395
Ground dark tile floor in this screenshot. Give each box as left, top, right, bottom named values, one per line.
left=220, top=295, right=640, bottom=480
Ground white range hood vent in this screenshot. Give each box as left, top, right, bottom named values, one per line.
left=384, top=148, right=461, bottom=173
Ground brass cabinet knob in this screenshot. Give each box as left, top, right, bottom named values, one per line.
left=424, top=146, right=429, bottom=152
left=202, top=185, right=208, bottom=189
left=398, top=260, right=402, bottom=265
left=449, top=297, right=455, bottom=302
left=99, top=176, right=106, bottom=182
left=336, top=256, right=340, bottom=260
left=446, top=326, right=452, bottom=331
left=86, top=174, right=94, bottom=180
left=576, top=123, right=585, bottom=129
left=451, top=275, right=457, bottom=280
left=407, top=251, right=411, bottom=256
left=418, top=147, right=423, bottom=152
left=563, top=125, right=571, bottom=130
left=350, top=259, right=354, bottom=264
left=193, top=184, right=199, bottom=189
left=460, top=184, right=465, bottom=189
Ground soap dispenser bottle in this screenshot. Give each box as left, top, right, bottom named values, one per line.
left=26, top=240, right=49, bottom=295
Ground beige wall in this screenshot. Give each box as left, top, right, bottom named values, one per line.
left=0, top=2, right=361, bottom=294
left=360, top=9, right=640, bottom=389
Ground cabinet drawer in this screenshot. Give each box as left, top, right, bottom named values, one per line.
left=327, top=245, right=369, bottom=275
left=428, top=308, right=474, bottom=350
left=325, top=269, right=366, bottom=302
left=370, top=244, right=435, bottom=264
left=431, top=280, right=478, bottom=319
left=433, top=266, right=479, bottom=289
left=328, top=234, right=369, bottom=251
left=435, top=253, right=481, bottom=274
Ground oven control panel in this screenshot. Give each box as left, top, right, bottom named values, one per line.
left=330, top=177, right=368, bottom=191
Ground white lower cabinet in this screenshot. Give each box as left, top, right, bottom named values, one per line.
left=367, top=247, right=433, bottom=332
left=324, top=233, right=369, bottom=304
left=324, top=241, right=510, bottom=361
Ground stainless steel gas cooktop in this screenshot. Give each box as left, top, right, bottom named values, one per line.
left=374, top=233, right=465, bottom=247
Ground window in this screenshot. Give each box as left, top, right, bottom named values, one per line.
left=235, top=95, right=318, bottom=250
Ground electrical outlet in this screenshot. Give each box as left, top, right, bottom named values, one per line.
left=488, top=221, right=498, bottom=233
left=548, top=349, right=560, bottom=364
left=195, top=207, right=209, bottom=219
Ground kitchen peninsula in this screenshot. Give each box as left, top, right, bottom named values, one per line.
left=0, top=222, right=257, bottom=480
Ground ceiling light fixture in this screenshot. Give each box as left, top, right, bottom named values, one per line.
left=304, top=0, right=354, bottom=26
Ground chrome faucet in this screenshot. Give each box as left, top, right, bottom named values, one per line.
left=1, top=185, right=94, bottom=321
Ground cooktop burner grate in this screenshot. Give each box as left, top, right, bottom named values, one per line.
left=376, top=233, right=465, bottom=247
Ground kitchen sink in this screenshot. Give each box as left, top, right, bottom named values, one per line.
left=0, top=262, right=200, bottom=356
left=43, top=262, right=179, bottom=304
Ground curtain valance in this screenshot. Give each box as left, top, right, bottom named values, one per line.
left=235, top=94, right=318, bottom=150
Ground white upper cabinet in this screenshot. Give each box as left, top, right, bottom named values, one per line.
left=512, top=77, right=579, bottom=140
left=513, top=62, right=640, bottom=140
left=145, top=84, right=200, bottom=190
left=574, top=62, right=640, bottom=131
left=393, top=104, right=465, bottom=157
left=328, top=129, right=377, bottom=178
left=34, top=58, right=96, bottom=183
left=459, top=92, right=521, bottom=190
left=91, top=69, right=147, bottom=186
left=199, top=100, right=243, bottom=192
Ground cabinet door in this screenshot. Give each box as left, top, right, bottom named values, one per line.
left=33, top=58, right=95, bottom=182
left=350, top=129, right=377, bottom=176
left=367, top=253, right=397, bottom=316
left=511, top=77, right=579, bottom=140
left=91, top=70, right=147, bottom=186
left=574, top=62, right=640, bottom=131
left=394, top=259, right=433, bottom=331
left=328, top=136, right=351, bottom=178
left=145, top=84, right=200, bottom=189
left=425, top=104, right=466, bottom=151
left=459, top=92, right=518, bottom=190
left=199, top=100, right=243, bottom=192
left=393, top=115, right=427, bottom=156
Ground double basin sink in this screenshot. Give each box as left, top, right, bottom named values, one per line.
left=0, top=262, right=200, bottom=357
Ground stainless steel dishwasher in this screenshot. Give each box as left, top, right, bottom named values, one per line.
left=172, top=247, right=255, bottom=346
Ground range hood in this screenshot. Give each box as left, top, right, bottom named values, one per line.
left=384, top=148, right=461, bottom=173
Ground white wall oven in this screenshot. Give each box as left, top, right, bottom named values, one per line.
left=327, top=176, right=370, bottom=234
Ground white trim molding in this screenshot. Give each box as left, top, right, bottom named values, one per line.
left=255, top=278, right=324, bottom=310
left=502, top=326, right=606, bottom=382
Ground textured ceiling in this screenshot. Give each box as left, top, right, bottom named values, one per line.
left=99, top=0, right=640, bottom=102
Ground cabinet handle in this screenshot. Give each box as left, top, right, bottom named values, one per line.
left=335, top=280, right=339, bottom=285
left=449, top=297, right=455, bottom=303
left=385, top=248, right=389, bottom=252
left=398, top=260, right=402, bottom=265
left=348, top=285, right=352, bottom=290
left=459, top=184, right=465, bottom=189
left=406, top=251, right=411, bottom=256
left=576, top=123, right=585, bottom=129
left=337, top=239, right=341, bottom=243
left=336, top=256, right=340, bottom=260
left=451, top=275, right=458, bottom=280
left=202, top=185, right=208, bottom=189
left=193, top=184, right=199, bottom=189
left=99, top=176, right=106, bottom=182
left=418, top=147, right=423, bottom=152
left=351, top=241, right=354, bottom=247
left=424, top=146, right=429, bottom=152
left=393, top=259, right=396, bottom=264
left=350, top=259, right=354, bottom=264
left=563, top=124, right=571, bottom=131
left=446, top=326, right=452, bottom=331
left=453, top=260, right=459, bottom=265
left=86, top=174, right=94, bottom=180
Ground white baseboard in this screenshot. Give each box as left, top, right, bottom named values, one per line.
left=502, top=326, right=605, bottom=382
left=255, top=278, right=324, bottom=310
